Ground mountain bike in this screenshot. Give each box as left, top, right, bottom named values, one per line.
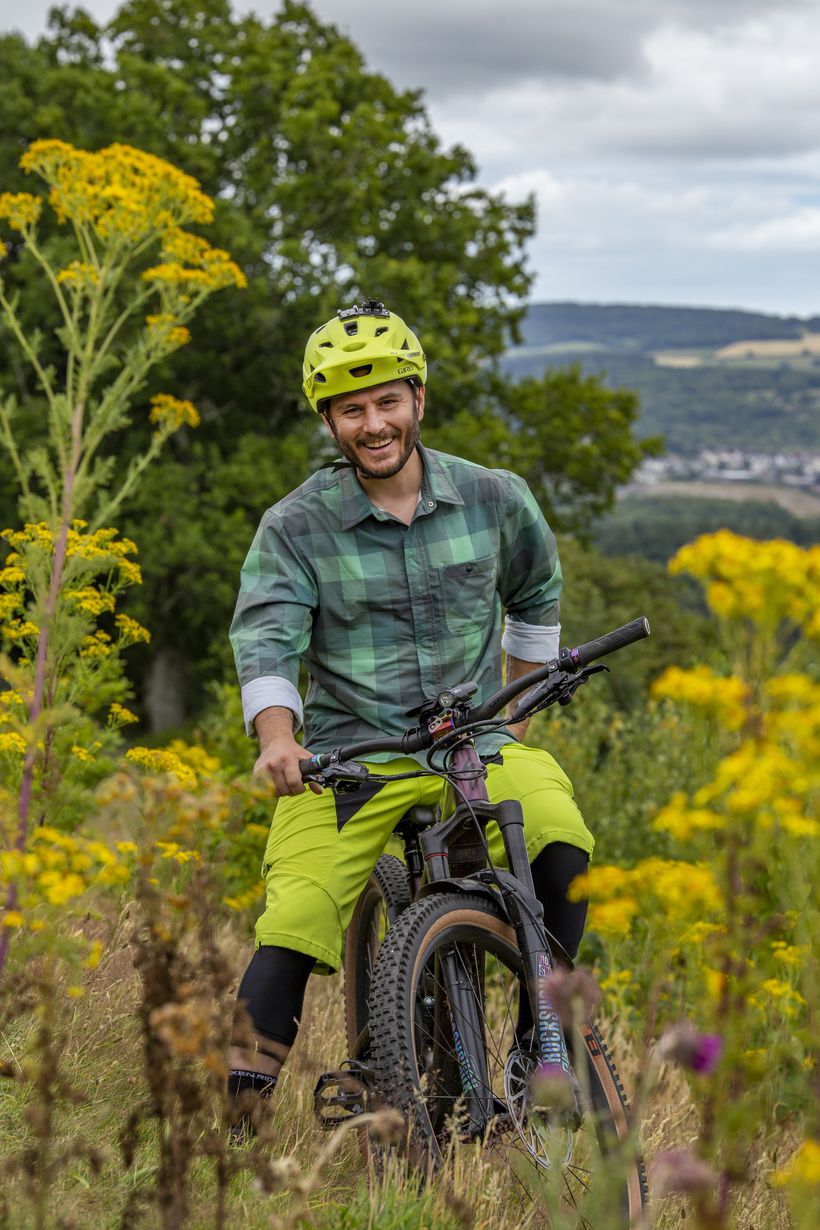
left=309, top=618, right=651, bottom=1225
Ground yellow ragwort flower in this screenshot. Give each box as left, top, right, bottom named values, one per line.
left=652, top=665, right=749, bottom=731
left=114, top=613, right=151, bottom=645
left=80, top=630, right=113, bottom=658
left=149, top=393, right=201, bottom=431
left=125, top=746, right=197, bottom=789
left=20, top=139, right=213, bottom=235
left=0, top=191, right=42, bottom=231
left=56, top=261, right=100, bottom=289
left=66, top=586, right=117, bottom=617
left=772, top=1139, right=820, bottom=1188
left=109, top=701, right=139, bottom=725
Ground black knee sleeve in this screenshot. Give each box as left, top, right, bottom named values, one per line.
left=235, top=945, right=316, bottom=1048
left=530, top=841, right=590, bottom=961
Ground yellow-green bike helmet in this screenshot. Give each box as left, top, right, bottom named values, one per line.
left=303, top=299, right=427, bottom=413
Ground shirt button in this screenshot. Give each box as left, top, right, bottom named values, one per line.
left=426, top=500, right=434, bottom=508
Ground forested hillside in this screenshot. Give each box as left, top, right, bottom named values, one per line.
left=517, top=302, right=820, bottom=352
left=507, top=303, right=820, bottom=454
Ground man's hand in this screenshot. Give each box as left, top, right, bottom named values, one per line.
left=252, top=706, right=322, bottom=796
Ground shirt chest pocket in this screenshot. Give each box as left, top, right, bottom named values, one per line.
left=439, top=556, right=497, bottom=637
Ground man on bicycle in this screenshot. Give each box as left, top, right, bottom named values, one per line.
left=227, top=300, right=594, bottom=1126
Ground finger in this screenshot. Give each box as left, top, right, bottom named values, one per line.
left=282, top=762, right=306, bottom=795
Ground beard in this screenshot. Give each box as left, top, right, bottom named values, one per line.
left=335, top=406, right=421, bottom=480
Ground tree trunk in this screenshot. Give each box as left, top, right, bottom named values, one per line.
left=145, top=645, right=187, bottom=732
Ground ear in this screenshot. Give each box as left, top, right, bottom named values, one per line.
left=416, top=384, right=426, bottom=423
left=321, top=410, right=337, bottom=440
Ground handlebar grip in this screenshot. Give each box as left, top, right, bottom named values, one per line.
left=300, top=753, right=330, bottom=778
left=566, top=616, right=650, bottom=670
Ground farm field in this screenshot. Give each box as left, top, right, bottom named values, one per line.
left=630, top=481, right=820, bottom=519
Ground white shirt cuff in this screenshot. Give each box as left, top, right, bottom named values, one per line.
left=241, top=676, right=304, bottom=736
left=502, top=619, right=560, bottom=663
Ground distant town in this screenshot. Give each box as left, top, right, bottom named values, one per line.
left=633, top=449, right=820, bottom=492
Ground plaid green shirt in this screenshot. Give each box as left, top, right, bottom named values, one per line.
left=229, top=445, right=562, bottom=759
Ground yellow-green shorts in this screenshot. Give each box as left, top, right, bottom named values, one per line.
left=255, top=741, right=593, bottom=973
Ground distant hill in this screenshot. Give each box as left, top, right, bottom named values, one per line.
left=517, top=302, right=820, bottom=353
left=506, top=302, right=820, bottom=456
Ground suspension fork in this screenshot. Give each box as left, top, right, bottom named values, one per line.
left=436, top=944, right=495, bottom=1136
left=495, top=800, right=572, bottom=1077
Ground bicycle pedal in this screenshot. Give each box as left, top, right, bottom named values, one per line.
left=313, top=1060, right=377, bottom=1129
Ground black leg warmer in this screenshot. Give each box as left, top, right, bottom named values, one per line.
left=235, top=945, right=316, bottom=1049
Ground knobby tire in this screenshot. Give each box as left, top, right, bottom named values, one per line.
left=367, top=891, right=648, bottom=1227
left=343, top=853, right=411, bottom=1054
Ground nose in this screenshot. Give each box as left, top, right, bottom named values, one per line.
left=361, top=402, right=387, bottom=435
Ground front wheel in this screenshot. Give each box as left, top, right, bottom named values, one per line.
left=368, top=891, right=647, bottom=1227
left=343, top=853, right=411, bottom=1054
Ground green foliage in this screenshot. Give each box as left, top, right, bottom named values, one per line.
left=426, top=365, right=662, bottom=535
left=0, top=0, right=534, bottom=434
left=121, top=427, right=316, bottom=702
left=531, top=693, right=711, bottom=867
left=556, top=537, right=716, bottom=708
left=505, top=348, right=820, bottom=454
left=594, top=495, right=820, bottom=564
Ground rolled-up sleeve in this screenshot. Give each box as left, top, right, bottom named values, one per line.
left=497, top=472, right=562, bottom=662
left=229, top=512, right=317, bottom=734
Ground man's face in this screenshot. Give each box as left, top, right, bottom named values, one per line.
left=324, top=379, right=425, bottom=480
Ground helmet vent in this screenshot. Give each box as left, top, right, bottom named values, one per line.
left=314, top=372, right=327, bottom=384
left=401, top=337, right=410, bottom=349
left=375, top=326, right=388, bottom=336
left=319, top=340, right=333, bottom=348
left=343, top=320, right=359, bottom=336
left=349, top=364, right=373, bottom=379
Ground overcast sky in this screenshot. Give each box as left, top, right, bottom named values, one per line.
left=3, top=0, right=820, bottom=316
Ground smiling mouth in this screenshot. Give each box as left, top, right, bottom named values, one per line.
left=361, top=438, right=397, bottom=452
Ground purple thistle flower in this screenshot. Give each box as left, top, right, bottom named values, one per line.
left=658, top=1021, right=722, bottom=1074
left=691, top=1033, right=722, bottom=1074
left=652, top=1149, right=717, bottom=1197
left=540, top=966, right=602, bottom=1029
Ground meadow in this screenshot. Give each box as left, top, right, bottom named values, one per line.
left=1, top=140, right=818, bottom=1230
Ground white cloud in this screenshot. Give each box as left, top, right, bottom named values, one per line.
left=711, top=207, right=820, bottom=251
left=4, top=0, right=820, bottom=312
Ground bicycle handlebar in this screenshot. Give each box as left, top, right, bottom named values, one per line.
left=563, top=616, right=651, bottom=671
left=301, top=615, right=650, bottom=776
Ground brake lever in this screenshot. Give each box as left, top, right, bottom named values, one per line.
left=304, top=760, right=371, bottom=794
left=508, top=664, right=609, bottom=721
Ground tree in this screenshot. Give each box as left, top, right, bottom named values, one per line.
left=0, top=1, right=656, bottom=724
left=426, top=365, right=663, bottom=535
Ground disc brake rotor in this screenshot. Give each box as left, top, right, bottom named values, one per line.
left=502, top=1047, right=573, bottom=1170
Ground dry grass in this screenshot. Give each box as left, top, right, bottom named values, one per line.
left=0, top=908, right=798, bottom=1229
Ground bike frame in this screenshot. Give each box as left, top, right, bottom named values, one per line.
left=404, top=721, right=573, bottom=1139
left=311, top=616, right=651, bottom=1137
